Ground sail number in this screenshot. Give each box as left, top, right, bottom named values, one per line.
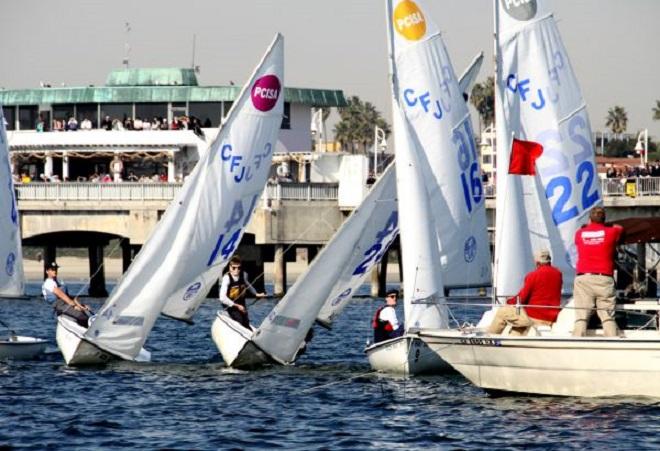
left=221, top=142, right=272, bottom=183
left=453, top=118, right=483, bottom=213
left=352, top=211, right=398, bottom=276
left=206, top=194, right=259, bottom=266
left=535, top=114, right=600, bottom=226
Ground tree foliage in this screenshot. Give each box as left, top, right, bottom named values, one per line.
left=653, top=100, right=660, bottom=121
left=334, top=96, right=390, bottom=154
left=470, top=77, right=495, bottom=130
left=605, top=105, right=628, bottom=135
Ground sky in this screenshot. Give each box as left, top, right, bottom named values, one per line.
left=1, top=0, right=659, bottom=139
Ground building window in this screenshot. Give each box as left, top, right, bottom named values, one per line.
left=53, top=104, right=75, bottom=122
left=18, top=105, right=38, bottom=130
left=100, top=103, right=133, bottom=123
left=223, top=101, right=233, bottom=119
left=2, top=106, right=16, bottom=130
left=281, top=102, right=290, bottom=129
left=76, top=103, right=98, bottom=128
left=136, top=103, right=167, bottom=123
left=189, top=102, right=222, bottom=127
left=482, top=154, right=492, bottom=164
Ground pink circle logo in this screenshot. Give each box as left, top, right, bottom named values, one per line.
left=251, top=74, right=281, bottom=112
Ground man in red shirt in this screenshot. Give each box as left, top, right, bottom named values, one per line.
left=573, top=206, right=623, bottom=337
left=488, top=249, right=563, bottom=335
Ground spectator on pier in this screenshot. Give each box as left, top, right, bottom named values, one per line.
left=80, top=117, right=92, bottom=131
left=20, top=173, right=31, bottom=184
left=573, top=206, right=623, bottom=337
left=52, top=119, right=64, bottom=132
left=111, top=155, right=124, bottom=182
left=372, top=289, right=404, bottom=343
left=112, top=119, right=125, bottom=131
left=101, top=115, right=113, bottom=131
left=219, top=255, right=267, bottom=329
left=123, top=117, right=133, bottom=130
left=66, top=117, right=78, bottom=131
left=487, top=250, right=563, bottom=336
left=42, top=262, right=91, bottom=328
left=133, top=117, right=143, bottom=131
left=127, top=171, right=139, bottom=182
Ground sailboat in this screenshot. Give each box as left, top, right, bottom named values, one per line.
left=0, top=108, right=25, bottom=299
left=56, top=34, right=285, bottom=366
left=212, top=161, right=398, bottom=368
left=212, top=45, right=489, bottom=369
left=364, top=0, right=492, bottom=375
left=419, top=0, right=660, bottom=397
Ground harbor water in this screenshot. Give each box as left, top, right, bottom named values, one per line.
left=2, top=282, right=660, bottom=449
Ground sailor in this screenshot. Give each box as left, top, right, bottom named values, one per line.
left=372, top=289, right=404, bottom=343
left=572, top=206, right=623, bottom=337
left=219, top=255, right=267, bottom=329
left=487, top=250, right=563, bottom=336
left=42, top=262, right=91, bottom=328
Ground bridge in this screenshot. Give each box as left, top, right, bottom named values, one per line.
left=16, top=178, right=660, bottom=296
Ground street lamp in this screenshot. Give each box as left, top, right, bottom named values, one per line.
left=373, top=126, right=387, bottom=175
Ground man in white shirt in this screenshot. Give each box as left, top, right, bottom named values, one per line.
left=219, top=255, right=267, bottom=329
left=372, top=289, right=404, bottom=343
left=42, top=262, right=91, bottom=327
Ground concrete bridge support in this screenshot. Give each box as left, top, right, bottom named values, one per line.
left=274, top=244, right=287, bottom=297
left=88, top=245, right=107, bottom=297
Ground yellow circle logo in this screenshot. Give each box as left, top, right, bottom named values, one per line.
left=393, top=0, right=426, bottom=41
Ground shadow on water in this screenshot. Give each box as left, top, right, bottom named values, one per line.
left=2, top=284, right=660, bottom=448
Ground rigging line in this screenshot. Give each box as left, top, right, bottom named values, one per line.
left=0, top=318, right=17, bottom=337
left=73, top=237, right=126, bottom=298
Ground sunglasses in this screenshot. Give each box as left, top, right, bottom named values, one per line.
left=230, top=265, right=241, bottom=270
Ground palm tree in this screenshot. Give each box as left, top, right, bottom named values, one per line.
left=605, top=105, right=628, bottom=136
left=334, top=96, right=390, bottom=154
left=470, top=77, right=495, bottom=131
left=653, top=100, right=660, bottom=121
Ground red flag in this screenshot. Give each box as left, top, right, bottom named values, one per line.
left=508, top=138, right=544, bottom=175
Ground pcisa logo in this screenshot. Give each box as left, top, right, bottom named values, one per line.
left=251, top=74, right=281, bottom=112
left=183, top=282, right=202, bottom=301
left=501, top=0, right=537, bottom=21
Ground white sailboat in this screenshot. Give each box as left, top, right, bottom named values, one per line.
left=0, top=107, right=25, bottom=299
left=56, top=34, right=285, bottom=366
left=419, top=0, right=660, bottom=397
left=364, top=0, right=492, bottom=375
left=212, top=161, right=398, bottom=368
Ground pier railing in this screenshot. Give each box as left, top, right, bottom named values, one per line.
left=15, top=181, right=340, bottom=202
left=14, top=178, right=659, bottom=202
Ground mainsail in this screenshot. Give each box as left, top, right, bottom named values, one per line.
left=82, top=35, right=284, bottom=360
left=390, top=0, right=491, bottom=290
left=494, top=0, right=601, bottom=298
left=252, top=162, right=398, bottom=363
left=0, top=107, right=24, bottom=297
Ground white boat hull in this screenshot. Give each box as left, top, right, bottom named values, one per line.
left=365, top=333, right=451, bottom=376
left=211, top=311, right=273, bottom=369
left=420, top=329, right=660, bottom=397
left=0, top=336, right=48, bottom=360
left=56, top=316, right=151, bottom=366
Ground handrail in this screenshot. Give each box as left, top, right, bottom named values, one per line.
left=482, top=177, right=660, bottom=199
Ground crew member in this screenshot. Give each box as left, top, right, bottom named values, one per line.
left=487, top=250, right=563, bottom=336
left=573, top=206, right=623, bottom=337
left=219, top=255, right=267, bottom=329
left=42, top=262, right=91, bottom=328
left=372, top=289, right=404, bottom=343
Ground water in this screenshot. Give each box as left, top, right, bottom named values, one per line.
left=2, top=283, right=660, bottom=449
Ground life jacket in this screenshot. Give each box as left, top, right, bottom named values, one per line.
left=227, top=271, right=247, bottom=307
left=372, top=306, right=394, bottom=332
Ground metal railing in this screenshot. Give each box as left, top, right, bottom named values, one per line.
left=15, top=181, right=340, bottom=202
left=482, top=177, right=660, bottom=198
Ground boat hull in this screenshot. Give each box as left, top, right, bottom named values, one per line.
left=0, top=336, right=48, bottom=360
left=211, top=311, right=273, bottom=369
left=420, top=329, right=660, bottom=397
left=56, top=316, right=151, bottom=366
left=365, top=333, right=451, bottom=375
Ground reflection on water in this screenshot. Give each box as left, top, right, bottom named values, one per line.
left=0, top=283, right=659, bottom=448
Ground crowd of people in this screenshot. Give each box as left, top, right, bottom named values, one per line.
left=603, top=162, right=660, bottom=179
left=41, top=115, right=209, bottom=136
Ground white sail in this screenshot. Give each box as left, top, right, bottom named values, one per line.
left=253, top=163, right=397, bottom=363
left=315, top=57, right=486, bottom=329
left=315, top=164, right=398, bottom=328
left=0, top=107, right=24, bottom=297
left=391, top=0, right=491, bottom=289
left=82, top=35, right=284, bottom=360
left=494, top=0, right=601, bottom=297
